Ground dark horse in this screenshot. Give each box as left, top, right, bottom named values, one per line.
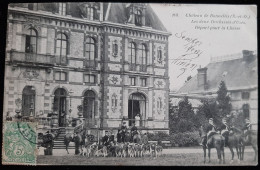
left=199, top=126, right=226, bottom=164
left=241, top=129, right=258, bottom=161
left=64, top=130, right=86, bottom=155
left=221, top=127, right=244, bottom=162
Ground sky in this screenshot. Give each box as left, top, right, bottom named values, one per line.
left=150, top=4, right=257, bottom=91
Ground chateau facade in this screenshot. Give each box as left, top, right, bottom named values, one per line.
left=4, top=3, right=171, bottom=133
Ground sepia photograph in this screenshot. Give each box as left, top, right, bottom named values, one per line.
left=1, top=2, right=257, bottom=166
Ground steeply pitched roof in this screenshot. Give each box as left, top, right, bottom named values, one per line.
left=104, top=3, right=168, bottom=32
left=177, top=54, right=257, bottom=93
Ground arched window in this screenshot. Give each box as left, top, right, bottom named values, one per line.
left=85, top=37, right=95, bottom=60
left=112, top=41, right=118, bottom=57
left=25, top=28, right=37, bottom=53
left=135, top=10, right=142, bottom=26
left=22, top=86, right=35, bottom=117
left=56, top=33, right=68, bottom=56
left=242, top=104, right=249, bottom=119
left=59, top=3, right=66, bottom=15
left=140, top=44, right=147, bottom=71
left=53, top=88, right=67, bottom=127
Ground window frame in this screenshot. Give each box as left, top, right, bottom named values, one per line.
left=56, top=33, right=68, bottom=56
left=140, top=78, right=147, bottom=87
left=129, top=42, right=136, bottom=65
left=55, top=71, right=67, bottom=81
left=85, top=37, right=96, bottom=61
left=59, top=3, right=67, bottom=15
left=25, top=28, right=38, bottom=54
left=84, top=74, right=96, bottom=84
left=135, top=9, right=142, bottom=26
left=242, top=91, right=250, bottom=100
left=130, top=77, right=136, bottom=86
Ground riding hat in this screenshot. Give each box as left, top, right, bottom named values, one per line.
left=209, top=118, right=213, bottom=121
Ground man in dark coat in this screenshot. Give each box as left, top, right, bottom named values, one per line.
left=102, top=131, right=109, bottom=146
left=219, top=118, right=230, bottom=146
left=130, top=123, right=138, bottom=142
left=121, top=122, right=127, bottom=143
left=116, top=130, right=122, bottom=143
left=205, top=118, right=217, bottom=147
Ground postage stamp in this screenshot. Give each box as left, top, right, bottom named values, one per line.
left=2, top=121, right=37, bottom=165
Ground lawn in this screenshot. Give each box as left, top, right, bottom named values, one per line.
left=37, top=152, right=257, bottom=166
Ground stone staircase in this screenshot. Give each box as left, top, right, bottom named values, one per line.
left=53, top=128, right=75, bottom=149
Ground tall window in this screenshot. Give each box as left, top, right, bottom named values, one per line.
left=22, top=86, right=35, bottom=117
left=85, top=37, right=95, bottom=60
left=243, top=104, right=250, bottom=118
left=56, top=33, right=68, bottom=56
left=129, top=42, right=136, bottom=64
left=25, top=28, right=37, bottom=53
left=140, top=44, right=147, bottom=72
left=135, top=10, right=142, bottom=26
left=130, top=77, right=136, bottom=86
left=140, top=78, right=147, bottom=87
left=59, top=3, right=66, bottom=15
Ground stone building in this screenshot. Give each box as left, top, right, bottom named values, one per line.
left=4, top=3, right=171, bottom=133
left=170, top=50, right=258, bottom=130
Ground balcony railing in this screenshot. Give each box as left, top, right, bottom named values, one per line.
left=83, top=60, right=96, bottom=68
left=139, top=65, right=147, bottom=72
left=129, top=64, right=137, bottom=71
left=55, top=55, right=67, bottom=65
left=10, top=51, right=55, bottom=65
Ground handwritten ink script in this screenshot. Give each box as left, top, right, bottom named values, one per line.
left=170, top=31, right=203, bottom=77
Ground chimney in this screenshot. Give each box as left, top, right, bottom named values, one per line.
left=242, top=50, right=254, bottom=62
left=197, top=67, right=208, bottom=90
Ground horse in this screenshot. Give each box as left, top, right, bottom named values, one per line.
left=241, top=129, right=258, bottom=161
left=221, top=127, right=244, bottom=162
left=64, top=130, right=86, bottom=155
left=199, top=126, right=226, bottom=164
left=124, top=132, right=131, bottom=143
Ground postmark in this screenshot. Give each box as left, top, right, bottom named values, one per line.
left=2, top=121, right=37, bottom=165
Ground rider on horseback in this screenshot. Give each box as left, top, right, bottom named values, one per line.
left=206, top=118, right=217, bottom=148
left=242, top=118, right=251, bottom=142
left=102, top=131, right=110, bottom=146
left=219, top=118, right=230, bottom=146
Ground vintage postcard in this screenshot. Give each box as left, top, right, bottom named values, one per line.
left=2, top=2, right=257, bottom=166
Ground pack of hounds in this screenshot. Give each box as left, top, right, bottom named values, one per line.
left=80, top=141, right=163, bottom=158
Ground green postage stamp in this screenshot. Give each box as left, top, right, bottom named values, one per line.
left=2, top=121, right=37, bottom=165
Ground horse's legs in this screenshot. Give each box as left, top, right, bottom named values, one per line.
left=208, top=148, right=211, bottom=163
left=216, top=148, right=221, bottom=164
left=203, top=147, right=206, bottom=164
left=222, top=147, right=225, bottom=164
left=235, top=146, right=240, bottom=160
left=65, top=144, right=69, bottom=154
left=252, top=144, right=258, bottom=161
left=241, top=144, right=245, bottom=160
left=229, top=146, right=234, bottom=161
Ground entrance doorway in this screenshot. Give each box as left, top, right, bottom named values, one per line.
left=53, top=88, right=67, bottom=127
left=128, top=93, right=146, bottom=126
left=83, top=90, right=96, bottom=127
left=22, top=86, right=35, bottom=117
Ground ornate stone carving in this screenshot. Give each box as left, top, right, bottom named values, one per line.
left=23, top=69, right=40, bottom=80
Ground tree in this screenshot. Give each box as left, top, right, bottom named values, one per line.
left=196, top=98, right=218, bottom=127
left=170, top=97, right=196, bottom=133
left=216, top=81, right=232, bottom=124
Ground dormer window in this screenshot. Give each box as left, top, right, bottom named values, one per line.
left=135, top=10, right=142, bottom=26
left=59, top=3, right=66, bottom=15
left=28, top=3, right=38, bottom=10
left=87, top=7, right=94, bottom=20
